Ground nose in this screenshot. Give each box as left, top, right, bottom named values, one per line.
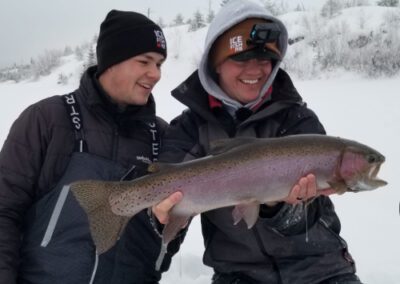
left=147, top=64, right=161, bottom=81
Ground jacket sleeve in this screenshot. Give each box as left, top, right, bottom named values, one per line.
left=259, top=105, right=333, bottom=235
left=0, top=104, right=47, bottom=283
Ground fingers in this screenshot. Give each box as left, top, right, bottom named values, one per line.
left=152, top=191, right=183, bottom=224
left=285, top=174, right=317, bottom=205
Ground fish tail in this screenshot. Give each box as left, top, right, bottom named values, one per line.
left=70, top=180, right=130, bottom=254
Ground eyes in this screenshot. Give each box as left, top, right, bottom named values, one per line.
left=136, top=59, right=163, bottom=69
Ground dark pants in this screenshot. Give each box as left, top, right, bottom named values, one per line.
left=321, top=273, right=363, bottom=284
left=211, top=273, right=363, bottom=284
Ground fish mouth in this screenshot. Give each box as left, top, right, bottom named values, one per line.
left=348, top=163, right=387, bottom=192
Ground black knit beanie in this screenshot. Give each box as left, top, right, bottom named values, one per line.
left=96, top=10, right=167, bottom=75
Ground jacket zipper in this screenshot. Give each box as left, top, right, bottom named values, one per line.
left=252, top=226, right=283, bottom=284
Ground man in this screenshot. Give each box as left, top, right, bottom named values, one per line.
left=0, top=10, right=178, bottom=284
left=155, top=1, right=362, bottom=283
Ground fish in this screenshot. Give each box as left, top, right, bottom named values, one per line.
left=69, top=134, right=387, bottom=269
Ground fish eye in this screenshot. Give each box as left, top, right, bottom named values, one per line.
left=367, top=154, right=377, bottom=163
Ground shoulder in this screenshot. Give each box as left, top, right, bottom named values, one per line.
left=14, top=95, right=67, bottom=126
left=279, top=104, right=326, bottom=135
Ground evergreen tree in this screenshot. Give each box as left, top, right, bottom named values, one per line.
left=220, top=0, right=231, bottom=7
left=57, top=73, right=69, bottom=85
left=207, top=10, right=215, bottom=23
left=321, top=0, right=343, bottom=18
left=188, top=10, right=206, bottom=32
left=172, top=13, right=184, bottom=26
left=343, top=0, right=370, bottom=8
left=263, top=0, right=289, bottom=16
left=63, top=46, right=73, bottom=56
left=84, top=45, right=97, bottom=69
left=377, top=0, right=399, bottom=6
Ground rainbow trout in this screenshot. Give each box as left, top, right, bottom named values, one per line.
left=69, top=134, right=387, bottom=268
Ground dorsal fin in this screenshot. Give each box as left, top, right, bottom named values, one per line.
left=209, top=137, right=258, bottom=155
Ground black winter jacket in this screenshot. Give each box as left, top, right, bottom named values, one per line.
left=159, top=70, right=357, bottom=284
left=0, top=67, right=170, bottom=283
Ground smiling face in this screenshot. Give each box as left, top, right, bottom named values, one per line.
left=99, top=52, right=165, bottom=106
left=215, top=58, right=272, bottom=104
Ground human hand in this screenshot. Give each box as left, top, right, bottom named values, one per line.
left=151, top=192, right=183, bottom=224
left=285, top=174, right=336, bottom=205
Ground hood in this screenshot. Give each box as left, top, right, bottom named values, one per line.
left=198, top=0, right=288, bottom=111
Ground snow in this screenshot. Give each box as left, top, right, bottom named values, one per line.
left=0, top=6, right=399, bottom=284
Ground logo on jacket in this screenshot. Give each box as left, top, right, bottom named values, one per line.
left=136, top=155, right=152, bottom=165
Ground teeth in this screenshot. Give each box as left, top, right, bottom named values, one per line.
left=140, top=83, right=152, bottom=89
left=241, top=79, right=258, bottom=84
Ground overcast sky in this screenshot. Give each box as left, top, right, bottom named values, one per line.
left=0, top=0, right=324, bottom=69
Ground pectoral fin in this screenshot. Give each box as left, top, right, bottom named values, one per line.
left=162, top=214, right=189, bottom=245
left=155, top=214, right=189, bottom=271
left=232, top=202, right=260, bottom=229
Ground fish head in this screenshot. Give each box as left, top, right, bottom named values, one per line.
left=339, top=145, right=387, bottom=193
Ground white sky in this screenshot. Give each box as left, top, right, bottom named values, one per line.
left=0, top=0, right=326, bottom=69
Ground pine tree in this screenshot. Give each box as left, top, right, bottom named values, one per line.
left=321, top=0, right=343, bottom=18
left=85, top=45, right=97, bottom=68
left=377, top=0, right=399, bottom=6
left=220, top=0, right=231, bottom=7
left=188, top=10, right=206, bottom=32
left=207, top=10, right=215, bottom=23
left=172, top=13, right=184, bottom=26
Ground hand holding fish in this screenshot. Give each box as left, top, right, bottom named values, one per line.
left=152, top=191, right=183, bottom=225
left=285, top=174, right=336, bottom=205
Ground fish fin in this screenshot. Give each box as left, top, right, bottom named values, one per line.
left=87, top=202, right=130, bottom=253
left=70, top=180, right=129, bottom=254
left=232, top=202, right=260, bottom=229
left=209, top=137, right=258, bottom=155
left=162, top=214, right=189, bottom=245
